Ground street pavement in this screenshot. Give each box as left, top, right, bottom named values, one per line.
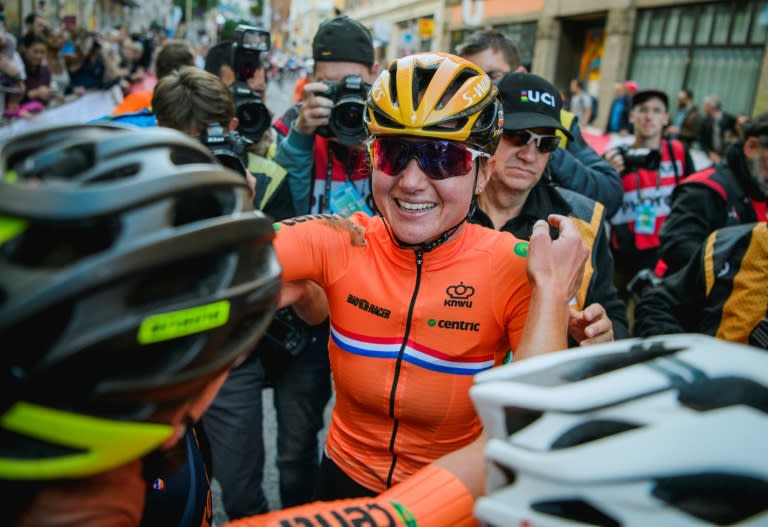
left=212, top=75, right=335, bottom=525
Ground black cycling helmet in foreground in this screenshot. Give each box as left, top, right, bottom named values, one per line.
left=0, top=124, right=281, bottom=480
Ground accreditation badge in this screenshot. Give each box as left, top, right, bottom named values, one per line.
left=329, top=182, right=372, bottom=217
left=634, top=201, right=657, bottom=235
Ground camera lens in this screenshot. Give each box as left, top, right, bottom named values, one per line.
left=236, top=100, right=271, bottom=142
left=329, top=99, right=367, bottom=146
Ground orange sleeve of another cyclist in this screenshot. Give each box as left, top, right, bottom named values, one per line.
left=222, top=465, right=478, bottom=527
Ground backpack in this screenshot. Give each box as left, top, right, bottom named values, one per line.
left=588, top=94, right=598, bottom=124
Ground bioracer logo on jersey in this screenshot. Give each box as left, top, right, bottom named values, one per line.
left=444, top=281, right=475, bottom=308
left=347, top=294, right=391, bottom=319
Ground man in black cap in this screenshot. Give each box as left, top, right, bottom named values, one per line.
left=603, top=88, right=694, bottom=312
left=273, top=15, right=380, bottom=215
left=471, top=72, right=628, bottom=345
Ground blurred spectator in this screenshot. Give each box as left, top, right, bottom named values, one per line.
left=18, top=31, right=56, bottom=108
left=605, top=81, right=632, bottom=135
left=42, top=25, right=70, bottom=96
left=569, top=78, right=592, bottom=125
left=117, top=36, right=146, bottom=92
left=111, top=38, right=194, bottom=116
left=700, top=95, right=737, bottom=164
left=66, top=30, right=119, bottom=94
left=0, top=23, right=24, bottom=116
left=23, top=11, right=48, bottom=35
left=655, top=112, right=768, bottom=276
left=666, top=88, right=701, bottom=150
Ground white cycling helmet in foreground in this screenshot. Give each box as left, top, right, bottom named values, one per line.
left=471, top=334, right=767, bottom=527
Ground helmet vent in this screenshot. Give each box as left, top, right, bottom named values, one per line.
left=169, top=146, right=214, bottom=166
left=388, top=63, right=399, bottom=106
left=412, top=64, right=439, bottom=111
left=372, top=109, right=405, bottom=131
left=678, top=376, right=768, bottom=414
left=652, top=474, right=768, bottom=525
left=5, top=218, right=121, bottom=268
left=504, top=406, right=543, bottom=435
left=173, top=189, right=235, bottom=227
left=490, top=460, right=517, bottom=486
left=84, top=163, right=140, bottom=185
left=561, top=341, right=683, bottom=382
left=550, top=419, right=640, bottom=449
left=532, top=499, right=620, bottom=527
left=435, top=68, right=477, bottom=110
left=424, top=117, right=468, bottom=133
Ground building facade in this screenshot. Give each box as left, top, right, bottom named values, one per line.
left=342, top=0, right=768, bottom=128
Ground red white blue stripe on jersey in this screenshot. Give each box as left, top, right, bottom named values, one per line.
left=331, top=323, right=494, bottom=375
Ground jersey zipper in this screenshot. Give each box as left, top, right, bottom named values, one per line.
left=385, top=248, right=423, bottom=488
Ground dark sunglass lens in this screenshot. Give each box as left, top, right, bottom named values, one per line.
left=419, top=142, right=472, bottom=179
left=374, top=139, right=410, bottom=175
left=503, top=130, right=530, bottom=147
left=539, top=136, right=560, bottom=153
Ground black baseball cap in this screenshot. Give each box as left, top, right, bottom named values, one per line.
left=496, top=72, right=573, bottom=139
left=632, top=89, right=669, bottom=110
left=312, top=16, right=374, bottom=67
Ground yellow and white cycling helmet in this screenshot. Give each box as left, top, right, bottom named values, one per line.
left=364, top=52, right=503, bottom=155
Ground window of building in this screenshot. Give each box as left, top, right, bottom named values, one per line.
left=629, top=0, right=766, bottom=116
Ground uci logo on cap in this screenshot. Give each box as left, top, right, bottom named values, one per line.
left=519, top=89, right=557, bottom=108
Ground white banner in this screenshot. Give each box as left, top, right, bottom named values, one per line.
left=0, top=90, right=119, bottom=143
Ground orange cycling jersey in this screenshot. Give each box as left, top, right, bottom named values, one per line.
left=274, top=212, right=531, bottom=492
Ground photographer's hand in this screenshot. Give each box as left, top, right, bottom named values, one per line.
left=568, top=303, right=614, bottom=346
left=603, top=147, right=626, bottom=175
left=294, top=81, right=333, bottom=136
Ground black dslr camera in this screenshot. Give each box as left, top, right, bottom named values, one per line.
left=316, top=74, right=371, bottom=146
left=231, top=25, right=272, bottom=142
left=616, top=145, right=661, bottom=173
left=199, top=123, right=250, bottom=178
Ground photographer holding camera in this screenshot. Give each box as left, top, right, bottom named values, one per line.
left=204, top=29, right=295, bottom=220
left=273, top=15, right=380, bottom=216
left=603, top=89, right=694, bottom=316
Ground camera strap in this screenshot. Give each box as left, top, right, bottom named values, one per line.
left=665, top=139, right=680, bottom=184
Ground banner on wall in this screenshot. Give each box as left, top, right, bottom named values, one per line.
left=579, top=27, right=604, bottom=83
left=418, top=18, right=435, bottom=38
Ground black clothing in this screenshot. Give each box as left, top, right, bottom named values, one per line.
left=657, top=142, right=768, bottom=275
left=552, top=113, right=623, bottom=218
left=471, top=181, right=629, bottom=344
left=635, top=223, right=768, bottom=349
left=699, top=111, right=737, bottom=157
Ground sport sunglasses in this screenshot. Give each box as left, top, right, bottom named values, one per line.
left=502, top=129, right=561, bottom=153
left=369, top=137, right=490, bottom=180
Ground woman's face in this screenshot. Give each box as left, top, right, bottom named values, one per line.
left=371, top=137, right=489, bottom=246
left=24, top=42, right=46, bottom=67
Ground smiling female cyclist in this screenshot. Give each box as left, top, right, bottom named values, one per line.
left=271, top=51, right=588, bottom=503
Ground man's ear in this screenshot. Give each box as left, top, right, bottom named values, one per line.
left=228, top=117, right=239, bottom=133
left=369, top=62, right=381, bottom=79
left=743, top=136, right=759, bottom=159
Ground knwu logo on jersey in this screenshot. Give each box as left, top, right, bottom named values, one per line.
left=444, top=281, right=475, bottom=308
left=520, top=89, right=557, bottom=108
